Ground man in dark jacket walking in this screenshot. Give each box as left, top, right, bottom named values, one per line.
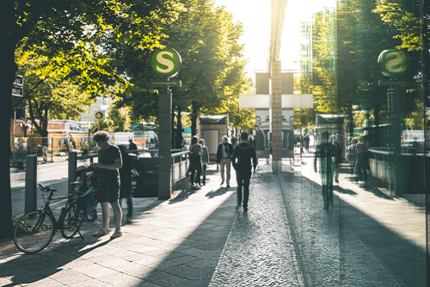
left=216, top=136, right=234, bottom=187
left=231, top=132, right=258, bottom=211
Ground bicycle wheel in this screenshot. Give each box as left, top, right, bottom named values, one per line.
left=86, top=209, right=97, bottom=222
left=13, top=210, right=55, bottom=254
left=61, top=204, right=85, bottom=239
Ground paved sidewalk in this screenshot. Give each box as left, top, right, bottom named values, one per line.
left=279, top=157, right=426, bottom=287
left=1, top=164, right=237, bottom=287
left=1, top=163, right=303, bottom=287
left=209, top=163, right=303, bottom=287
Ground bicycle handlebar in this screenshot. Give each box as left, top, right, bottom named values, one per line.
left=38, top=184, right=57, bottom=192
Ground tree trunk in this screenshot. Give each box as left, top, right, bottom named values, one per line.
left=0, top=44, right=18, bottom=239
left=191, top=101, right=199, bottom=136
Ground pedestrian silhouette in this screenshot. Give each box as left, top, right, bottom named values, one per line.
left=314, top=131, right=336, bottom=210
left=231, top=132, right=257, bottom=211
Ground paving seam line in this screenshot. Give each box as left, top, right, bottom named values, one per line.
left=207, top=208, right=239, bottom=286
left=277, top=170, right=311, bottom=287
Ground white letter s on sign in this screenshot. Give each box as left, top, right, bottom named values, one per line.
left=156, top=51, right=174, bottom=73
left=385, top=51, right=406, bottom=74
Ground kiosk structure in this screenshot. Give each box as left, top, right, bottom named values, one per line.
left=198, top=115, right=229, bottom=161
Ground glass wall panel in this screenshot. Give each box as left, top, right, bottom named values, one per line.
left=283, top=0, right=429, bottom=285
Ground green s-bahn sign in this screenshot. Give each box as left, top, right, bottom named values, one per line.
left=151, top=48, right=182, bottom=78
left=378, top=49, right=408, bottom=77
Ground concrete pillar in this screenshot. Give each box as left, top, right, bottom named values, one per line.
left=158, top=84, right=172, bottom=199
left=25, top=155, right=37, bottom=213
left=271, top=61, right=282, bottom=173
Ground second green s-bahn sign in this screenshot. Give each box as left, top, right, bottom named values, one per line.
left=378, top=49, right=408, bottom=77
left=151, top=48, right=182, bottom=78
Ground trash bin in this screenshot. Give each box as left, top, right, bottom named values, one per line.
left=134, top=156, right=159, bottom=197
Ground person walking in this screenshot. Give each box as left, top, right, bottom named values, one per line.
left=304, top=134, right=310, bottom=152
left=330, top=134, right=341, bottom=183
left=199, top=139, right=209, bottom=185
left=188, top=136, right=202, bottom=189
left=128, top=138, right=138, bottom=151
left=355, top=135, right=368, bottom=186
left=231, top=136, right=237, bottom=149
left=216, top=135, right=234, bottom=187
left=347, top=138, right=358, bottom=180
left=118, top=145, right=133, bottom=223
left=314, top=131, right=336, bottom=210
left=231, top=132, right=257, bottom=212
left=90, top=131, right=123, bottom=238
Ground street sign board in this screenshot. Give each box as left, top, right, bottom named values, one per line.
left=151, top=48, right=182, bottom=78
left=150, top=80, right=182, bottom=87
left=12, top=75, right=23, bottom=97
left=378, top=80, right=409, bottom=87
left=378, top=49, right=408, bottom=77
left=94, top=111, right=105, bottom=121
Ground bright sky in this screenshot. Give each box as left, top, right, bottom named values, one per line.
left=214, top=0, right=337, bottom=76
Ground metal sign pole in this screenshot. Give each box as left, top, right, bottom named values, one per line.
left=150, top=48, right=182, bottom=199
left=158, top=79, right=172, bottom=199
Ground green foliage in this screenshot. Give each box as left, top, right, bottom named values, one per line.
left=12, top=44, right=96, bottom=136
left=92, top=103, right=132, bottom=132
left=300, top=0, right=423, bottom=134
left=116, top=0, right=253, bottom=131
left=373, top=0, right=423, bottom=51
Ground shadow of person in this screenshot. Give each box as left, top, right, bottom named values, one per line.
left=205, top=187, right=229, bottom=199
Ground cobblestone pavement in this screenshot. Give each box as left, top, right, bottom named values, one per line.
left=209, top=163, right=303, bottom=287
left=279, top=156, right=425, bottom=287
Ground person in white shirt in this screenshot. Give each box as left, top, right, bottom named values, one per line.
left=216, top=136, right=234, bottom=187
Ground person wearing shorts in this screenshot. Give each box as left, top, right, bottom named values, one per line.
left=91, top=131, right=123, bottom=239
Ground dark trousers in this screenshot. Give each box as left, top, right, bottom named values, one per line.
left=121, top=197, right=133, bottom=216
left=202, top=165, right=207, bottom=185
left=356, top=155, right=367, bottom=182
left=190, top=170, right=200, bottom=184
left=236, top=169, right=252, bottom=208
left=120, top=178, right=133, bottom=216
left=322, top=184, right=333, bottom=209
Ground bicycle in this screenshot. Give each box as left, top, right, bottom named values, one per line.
left=13, top=184, right=85, bottom=253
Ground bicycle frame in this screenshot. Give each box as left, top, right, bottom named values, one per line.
left=39, top=188, right=70, bottom=232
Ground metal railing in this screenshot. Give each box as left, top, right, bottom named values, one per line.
left=171, top=150, right=189, bottom=187
left=70, top=149, right=189, bottom=196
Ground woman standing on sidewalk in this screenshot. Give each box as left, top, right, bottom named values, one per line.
left=188, top=136, right=202, bottom=189
left=199, top=139, right=209, bottom=185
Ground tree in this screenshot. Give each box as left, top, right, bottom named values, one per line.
left=12, top=44, right=99, bottom=138
left=1, top=0, right=183, bottom=239
left=92, top=104, right=132, bottom=132
left=117, top=0, right=253, bottom=136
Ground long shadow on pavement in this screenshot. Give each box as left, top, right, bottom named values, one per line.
left=280, top=167, right=426, bottom=287
left=0, top=230, right=114, bottom=286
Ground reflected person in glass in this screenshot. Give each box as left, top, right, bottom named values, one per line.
left=314, top=131, right=336, bottom=210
